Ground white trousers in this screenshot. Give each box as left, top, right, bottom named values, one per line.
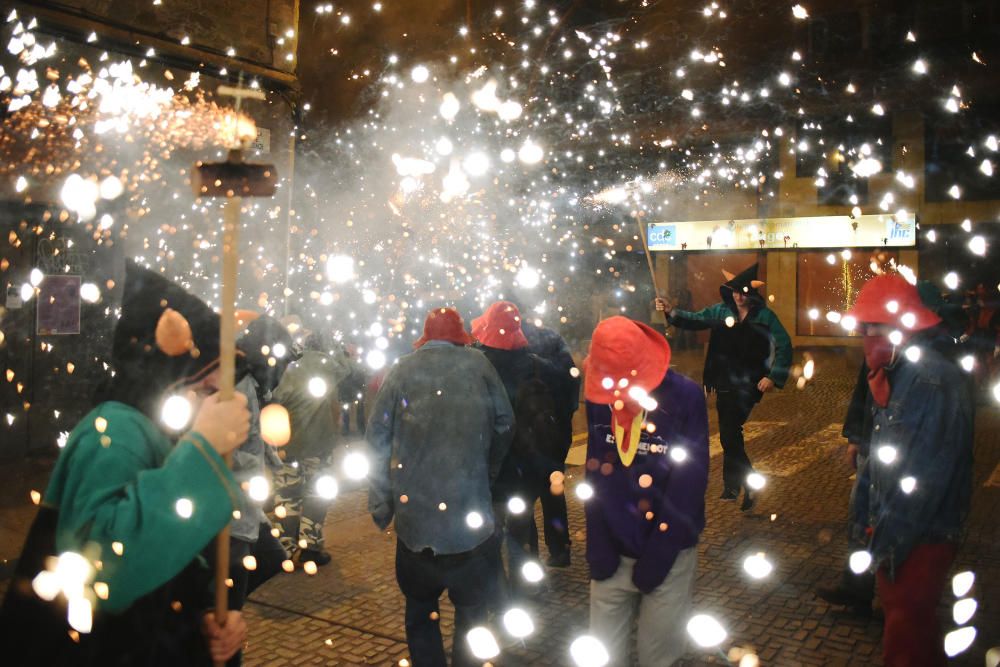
left=589, top=547, right=698, bottom=667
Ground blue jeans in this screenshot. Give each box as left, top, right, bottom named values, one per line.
left=395, top=536, right=499, bottom=667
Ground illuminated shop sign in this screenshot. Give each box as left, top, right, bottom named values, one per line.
left=646, top=214, right=917, bottom=251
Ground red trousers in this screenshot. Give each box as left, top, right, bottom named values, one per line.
left=877, top=543, right=958, bottom=667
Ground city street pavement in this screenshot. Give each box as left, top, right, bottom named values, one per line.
left=1, top=347, right=997, bottom=665
left=238, top=347, right=1000, bottom=666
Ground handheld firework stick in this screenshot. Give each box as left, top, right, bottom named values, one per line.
left=191, top=84, right=276, bottom=666
left=633, top=216, right=670, bottom=333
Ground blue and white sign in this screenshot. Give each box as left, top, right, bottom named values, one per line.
left=646, top=223, right=677, bottom=250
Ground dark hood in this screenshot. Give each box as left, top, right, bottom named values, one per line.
left=236, top=315, right=296, bottom=397
left=97, top=260, right=222, bottom=419
left=720, top=263, right=765, bottom=313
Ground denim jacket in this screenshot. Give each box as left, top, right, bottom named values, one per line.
left=366, top=341, right=514, bottom=555
left=859, top=345, right=973, bottom=578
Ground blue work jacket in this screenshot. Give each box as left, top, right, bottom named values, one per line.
left=858, top=345, right=974, bottom=578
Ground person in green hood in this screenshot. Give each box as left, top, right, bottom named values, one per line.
left=656, top=263, right=792, bottom=511
left=1, top=260, right=251, bottom=666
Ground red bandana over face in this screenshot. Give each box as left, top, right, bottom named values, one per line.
left=864, top=335, right=895, bottom=407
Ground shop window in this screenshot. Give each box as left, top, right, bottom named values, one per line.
left=796, top=249, right=897, bottom=337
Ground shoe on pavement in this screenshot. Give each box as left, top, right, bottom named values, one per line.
left=298, top=548, right=332, bottom=566
left=815, top=585, right=873, bottom=616
left=720, top=488, right=739, bottom=501
left=740, top=489, right=756, bottom=512
left=546, top=552, right=571, bottom=568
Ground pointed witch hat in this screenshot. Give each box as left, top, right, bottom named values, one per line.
left=722, top=265, right=765, bottom=290
left=720, top=264, right=765, bottom=302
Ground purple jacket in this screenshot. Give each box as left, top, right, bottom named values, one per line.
left=585, top=369, right=709, bottom=593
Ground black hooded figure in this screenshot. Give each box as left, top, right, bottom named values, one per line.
left=656, top=264, right=792, bottom=511
left=236, top=314, right=297, bottom=403
left=98, top=260, right=224, bottom=415
left=0, top=260, right=248, bottom=666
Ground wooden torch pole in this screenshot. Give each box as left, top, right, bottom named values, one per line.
left=634, top=216, right=671, bottom=334
left=635, top=216, right=662, bottom=297
left=213, top=192, right=242, bottom=659
left=192, top=87, right=276, bottom=665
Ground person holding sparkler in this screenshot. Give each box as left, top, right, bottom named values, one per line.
left=0, top=261, right=249, bottom=665
left=655, top=264, right=791, bottom=511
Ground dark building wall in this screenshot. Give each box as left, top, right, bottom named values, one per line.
left=0, top=4, right=300, bottom=460
left=1, top=204, right=124, bottom=461
left=51, top=0, right=300, bottom=73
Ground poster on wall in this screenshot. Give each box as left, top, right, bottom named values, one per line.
left=36, top=275, right=81, bottom=335
left=647, top=213, right=916, bottom=251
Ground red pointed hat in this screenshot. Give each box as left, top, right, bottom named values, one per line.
left=471, top=301, right=530, bottom=350
left=584, top=316, right=671, bottom=404
left=414, top=307, right=475, bottom=349
left=847, top=274, right=941, bottom=331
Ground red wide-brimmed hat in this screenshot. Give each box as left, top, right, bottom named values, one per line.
left=847, top=274, right=941, bottom=331
left=471, top=301, right=529, bottom=350
left=584, top=316, right=671, bottom=404
left=414, top=307, right=475, bottom=349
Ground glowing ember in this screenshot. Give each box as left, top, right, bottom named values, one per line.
left=503, top=607, right=534, bottom=638
left=569, top=636, right=610, bottom=667
left=161, top=395, right=193, bottom=431
left=466, top=627, right=500, bottom=660
left=175, top=498, right=194, bottom=519
left=848, top=550, right=872, bottom=574
left=342, top=451, right=370, bottom=480
left=260, top=404, right=292, bottom=446
left=315, top=474, right=339, bottom=500
left=687, top=614, right=728, bottom=648
left=742, top=553, right=773, bottom=579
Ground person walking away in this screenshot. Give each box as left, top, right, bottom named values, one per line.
left=0, top=261, right=249, bottom=665
left=521, top=317, right=581, bottom=568
left=583, top=316, right=709, bottom=667
left=655, top=263, right=791, bottom=511
left=846, top=274, right=973, bottom=667
left=268, top=332, right=352, bottom=566
left=472, top=301, right=565, bottom=596
left=337, top=344, right=368, bottom=436
left=367, top=307, right=513, bottom=667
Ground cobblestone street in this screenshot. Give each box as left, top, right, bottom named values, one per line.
left=235, top=348, right=1000, bottom=666
left=4, top=1, right=1000, bottom=665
